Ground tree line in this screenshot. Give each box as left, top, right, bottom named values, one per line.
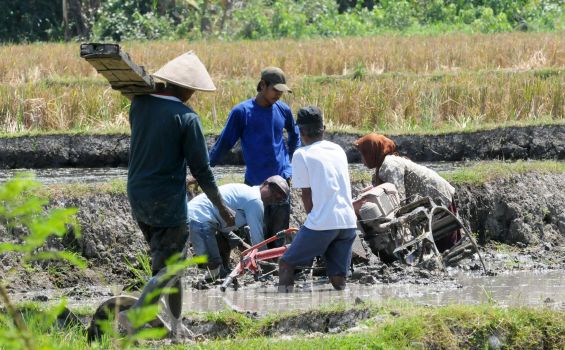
left=1, top=0, right=563, bottom=43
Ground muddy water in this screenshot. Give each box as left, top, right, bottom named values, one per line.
left=0, top=162, right=473, bottom=184
left=181, top=270, right=565, bottom=314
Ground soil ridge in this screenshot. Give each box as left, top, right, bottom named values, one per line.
left=0, top=125, right=563, bottom=168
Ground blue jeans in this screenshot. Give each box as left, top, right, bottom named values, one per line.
left=189, top=221, right=222, bottom=268
left=281, top=226, right=356, bottom=277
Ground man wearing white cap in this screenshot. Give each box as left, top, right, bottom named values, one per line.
left=125, top=51, right=235, bottom=336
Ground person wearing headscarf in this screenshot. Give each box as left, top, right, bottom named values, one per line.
left=353, top=133, right=459, bottom=251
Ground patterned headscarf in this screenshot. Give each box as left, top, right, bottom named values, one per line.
left=352, top=133, right=397, bottom=169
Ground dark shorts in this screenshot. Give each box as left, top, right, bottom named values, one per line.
left=137, top=221, right=188, bottom=276
left=281, top=226, right=356, bottom=277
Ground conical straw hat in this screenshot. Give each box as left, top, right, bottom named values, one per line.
left=152, top=51, right=216, bottom=92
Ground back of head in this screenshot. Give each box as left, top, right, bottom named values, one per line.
left=296, top=106, right=324, bottom=139
left=265, top=175, right=290, bottom=201
left=353, top=134, right=397, bottom=169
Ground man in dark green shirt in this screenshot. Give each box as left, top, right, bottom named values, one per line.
left=125, top=51, right=235, bottom=337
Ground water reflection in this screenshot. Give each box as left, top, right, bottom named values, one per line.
left=181, top=270, right=565, bottom=314
left=0, top=162, right=474, bottom=185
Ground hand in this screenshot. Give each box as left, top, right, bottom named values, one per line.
left=218, top=203, right=236, bottom=228
left=186, top=175, right=198, bottom=187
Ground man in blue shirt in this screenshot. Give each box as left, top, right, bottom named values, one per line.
left=125, top=51, right=235, bottom=335
left=188, top=176, right=290, bottom=280
left=209, top=67, right=300, bottom=247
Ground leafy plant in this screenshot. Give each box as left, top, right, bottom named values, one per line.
left=0, top=173, right=83, bottom=349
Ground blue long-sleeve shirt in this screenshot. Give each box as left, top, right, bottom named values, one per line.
left=127, top=94, right=221, bottom=227
left=209, top=98, right=300, bottom=185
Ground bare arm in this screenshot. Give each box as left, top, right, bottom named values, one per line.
left=301, top=188, right=313, bottom=214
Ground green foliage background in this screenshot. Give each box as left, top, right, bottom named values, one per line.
left=0, top=0, right=564, bottom=43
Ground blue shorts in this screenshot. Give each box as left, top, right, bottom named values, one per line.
left=281, top=226, right=356, bottom=277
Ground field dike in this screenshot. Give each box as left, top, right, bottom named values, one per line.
left=0, top=124, right=563, bottom=168
left=1, top=171, right=563, bottom=294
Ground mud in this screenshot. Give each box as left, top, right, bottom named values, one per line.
left=0, top=125, right=563, bottom=168
left=1, top=171, right=563, bottom=295
left=456, top=173, right=565, bottom=245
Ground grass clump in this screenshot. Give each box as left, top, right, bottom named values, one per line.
left=441, top=160, right=565, bottom=185
left=40, top=179, right=127, bottom=200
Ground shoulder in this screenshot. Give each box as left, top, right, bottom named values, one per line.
left=188, top=192, right=208, bottom=208
left=274, top=101, right=292, bottom=114
left=293, top=147, right=307, bottom=158
left=383, top=154, right=403, bottom=165
left=320, top=140, right=346, bottom=155
left=323, top=140, right=343, bottom=150
left=179, top=107, right=200, bottom=124
left=232, top=99, right=254, bottom=113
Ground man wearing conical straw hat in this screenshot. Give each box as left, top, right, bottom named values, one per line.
left=124, top=51, right=235, bottom=337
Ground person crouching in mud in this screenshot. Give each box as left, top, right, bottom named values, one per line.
left=188, top=176, right=290, bottom=281
left=278, top=106, right=357, bottom=292
left=353, top=133, right=460, bottom=252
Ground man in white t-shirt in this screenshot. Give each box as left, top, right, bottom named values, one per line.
left=278, top=106, right=357, bottom=292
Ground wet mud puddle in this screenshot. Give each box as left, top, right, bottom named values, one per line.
left=10, top=270, right=565, bottom=315
left=179, top=270, right=565, bottom=314
left=0, top=162, right=473, bottom=184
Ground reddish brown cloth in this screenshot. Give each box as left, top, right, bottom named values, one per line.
left=353, top=134, right=397, bottom=169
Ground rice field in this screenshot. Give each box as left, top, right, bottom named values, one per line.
left=0, top=32, right=563, bottom=134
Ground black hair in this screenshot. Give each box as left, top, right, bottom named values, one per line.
left=296, top=106, right=324, bottom=138
left=299, top=124, right=324, bottom=138
left=256, top=80, right=271, bottom=92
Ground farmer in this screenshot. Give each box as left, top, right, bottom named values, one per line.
left=188, top=176, right=290, bottom=280
left=209, top=67, right=300, bottom=247
left=278, top=106, right=357, bottom=292
left=352, top=133, right=459, bottom=251
left=125, top=51, right=235, bottom=334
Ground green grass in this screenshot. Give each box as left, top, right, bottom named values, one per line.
left=441, top=160, right=565, bottom=185
left=29, top=161, right=564, bottom=200
left=39, top=179, right=127, bottom=199
left=5, top=302, right=563, bottom=349
left=178, top=304, right=565, bottom=350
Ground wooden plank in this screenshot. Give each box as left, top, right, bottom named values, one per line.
left=80, top=43, right=156, bottom=95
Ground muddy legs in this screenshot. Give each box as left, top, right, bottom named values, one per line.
left=278, top=260, right=295, bottom=293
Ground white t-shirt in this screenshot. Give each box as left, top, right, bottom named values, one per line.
left=291, top=140, right=357, bottom=230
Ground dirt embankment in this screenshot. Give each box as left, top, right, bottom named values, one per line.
left=1, top=172, right=563, bottom=292
left=0, top=125, right=563, bottom=168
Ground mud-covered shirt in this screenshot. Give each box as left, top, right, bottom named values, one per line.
left=127, top=94, right=219, bottom=227
left=378, top=155, right=455, bottom=206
